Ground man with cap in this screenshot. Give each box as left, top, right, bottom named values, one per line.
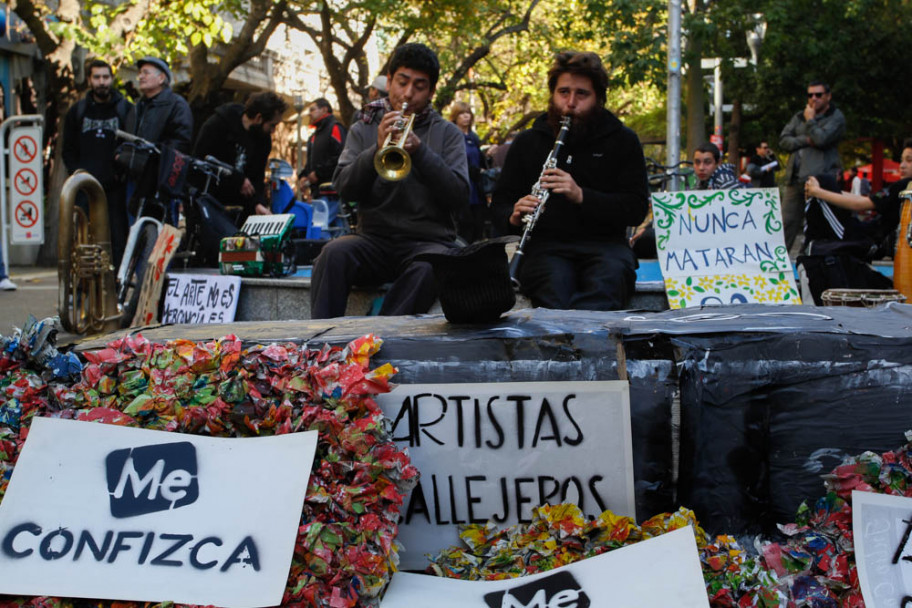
left=194, top=91, right=288, bottom=222
left=309, top=42, right=469, bottom=318
left=351, top=76, right=388, bottom=124
left=299, top=98, right=346, bottom=199
left=63, top=58, right=135, bottom=267
left=132, top=56, right=193, bottom=152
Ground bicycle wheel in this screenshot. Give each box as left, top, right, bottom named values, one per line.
left=119, top=223, right=158, bottom=328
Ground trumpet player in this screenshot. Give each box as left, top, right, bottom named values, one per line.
left=310, top=43, right=470, bottom=319
left=492, top=51, right=650, bottom=311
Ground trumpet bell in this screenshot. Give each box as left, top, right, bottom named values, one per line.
left=374, top=146, right=412, bottom=181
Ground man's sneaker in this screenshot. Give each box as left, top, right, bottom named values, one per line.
left=0, top=277, right=17, bottom=290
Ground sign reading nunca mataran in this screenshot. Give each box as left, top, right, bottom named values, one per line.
left=0, top=418, right=318, bottom=608
left=374, top=381, right=635, bottom=570
left=652, top=188, right=801, bottom=308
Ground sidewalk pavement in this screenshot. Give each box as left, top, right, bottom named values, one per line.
left=0, top=266, right=81, bottom=344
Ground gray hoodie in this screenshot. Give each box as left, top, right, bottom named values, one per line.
left=334, top=107, right=469, bottom=244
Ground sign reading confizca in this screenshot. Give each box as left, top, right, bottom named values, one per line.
left=374, top=381, right=635, bottom=570
left=380, top=527, right=710, bottom=607
left=0, top=418, right=318, bottom=608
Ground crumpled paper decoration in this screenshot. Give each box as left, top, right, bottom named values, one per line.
left=428, top=432, right=912, bottom=607
left=0, top=327, right=417, bottom=608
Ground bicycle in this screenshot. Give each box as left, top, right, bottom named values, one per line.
left=630, top=159, right=695, bottom=258
left=114, top=130, right=235, bottom=326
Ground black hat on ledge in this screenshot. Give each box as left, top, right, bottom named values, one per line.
left=416, top=236, right=518, bottom=324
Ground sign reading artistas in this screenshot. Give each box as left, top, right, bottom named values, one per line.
left=651, top=188, right=801, bottom=308
left=852, top=490, right=912, bottom=608
left=161, top=273, right=241, bottom=324
left=373, top=381, right=635, bottom=570
left=380, top=526, right=710, bottom=607
left=0, top=417, right=317, bottom=608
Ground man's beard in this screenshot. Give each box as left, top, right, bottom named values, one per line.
left=91, top=85, right=111, bottom=101
left=546, top=100, right=598, bottom=143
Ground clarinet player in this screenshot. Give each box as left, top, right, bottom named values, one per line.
left=492, top=51, right=650, bottom=310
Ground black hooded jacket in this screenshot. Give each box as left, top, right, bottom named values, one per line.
left=62, top=89, right=134, bottom=185
left=193, top=103, right=272, bottom=215
left=492, top=108, right=649, bottom=244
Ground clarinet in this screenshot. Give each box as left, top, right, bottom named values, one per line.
left=508, top=115, right=572, bottom=289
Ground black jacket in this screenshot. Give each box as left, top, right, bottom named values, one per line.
left=193, top=103, right=271, bottom=215
left=492, top=108, right=649, bottom=244
left=62, top=90, right=134, bottom=185
left=133, top=87, right=193, bottom=152
left=303, top=114, right=346, bottom=194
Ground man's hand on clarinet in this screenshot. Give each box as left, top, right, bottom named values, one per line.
left=540, top=168, right=583, bottom=204
left=510, top=194, right=541, bottom=227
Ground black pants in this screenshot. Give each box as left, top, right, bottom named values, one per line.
left=310, top=233, right=456, bottom=319
left=519, top=240, right=637, bottom=311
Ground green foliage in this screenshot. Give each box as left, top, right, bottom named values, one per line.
left=45, top=0, right=234, bottom=70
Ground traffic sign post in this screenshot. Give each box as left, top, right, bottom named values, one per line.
left=8, top=124, right=43, bottom=244
left=0, top=116, right=43, bottom=271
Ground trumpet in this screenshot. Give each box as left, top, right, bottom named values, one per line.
left=374, top=102, right=416, bottom=181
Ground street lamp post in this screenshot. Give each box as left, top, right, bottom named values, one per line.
left=294, top=94, right=305, bottom=174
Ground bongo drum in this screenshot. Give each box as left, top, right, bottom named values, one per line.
left=896, top=198, right=912, bottom=299
left=820, top=288, right=907, bottom=308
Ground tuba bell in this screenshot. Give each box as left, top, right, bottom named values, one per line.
left=373, top=102, right=415, bottom=181
left=57, top=171, right=122, bottom=334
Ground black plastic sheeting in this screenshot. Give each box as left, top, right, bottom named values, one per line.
left=675, top=330, right=912, bottom=535
left=77, top=302, right=912, bottom=531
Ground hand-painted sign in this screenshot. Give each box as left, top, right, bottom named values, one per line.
left=380, top=526, right=710, bottom=607
left=853, top=490, right=912, bottom=607
left=652, top=188, right=801, bottom=308
left=0, top=417, right=317, bottom=607
left=374, top=381, right=635, bottom=570
left=161, top=273, right=241, bottom=324
left=8, top=125, right=43, bottom=244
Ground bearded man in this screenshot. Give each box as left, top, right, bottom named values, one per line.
left=63, top=59, right=135, bottom=267
left=492, top=51, right=649, bottom=310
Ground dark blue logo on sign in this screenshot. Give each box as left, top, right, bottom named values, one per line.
left=483, top=571, right=590, bottom=608
left=106, top=442, right=199, bottom=518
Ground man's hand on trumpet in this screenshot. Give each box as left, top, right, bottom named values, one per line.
left=377, top=110, right=420, bottom=154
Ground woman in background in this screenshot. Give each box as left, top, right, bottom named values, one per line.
left=449, top=101, right=488, bottom=243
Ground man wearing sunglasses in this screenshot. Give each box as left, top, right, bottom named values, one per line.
left=779, top=81, right=846, bottom=253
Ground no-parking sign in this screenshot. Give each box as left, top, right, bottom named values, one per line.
left=9, top=125, right=43, bottom=244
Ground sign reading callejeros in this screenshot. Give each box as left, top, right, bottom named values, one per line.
left=374, top=381, right=636, bottom=569
left=0, top=417, right=317, bottom=608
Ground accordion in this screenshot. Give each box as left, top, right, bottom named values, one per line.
left=219, top=214, right=296, bottom=277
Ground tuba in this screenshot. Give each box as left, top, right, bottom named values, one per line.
left=373, top=102, right=415, bottom=181
left=57, top=171, right=121, bottom=334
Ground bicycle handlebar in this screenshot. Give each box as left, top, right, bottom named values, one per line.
left=115, top=129, right=160, bottom=154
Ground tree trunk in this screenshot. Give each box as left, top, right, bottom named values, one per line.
left=684, top=41, right=705, bottom=157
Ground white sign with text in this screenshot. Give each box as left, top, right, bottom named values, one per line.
left=853, top=490, right=912, bottom=607
left=374, top=381, right=635, bottom=570
left=652, top=188, right=801, bottom=308
left=380, top=526, right=709, bottom=607
left=0, top=417, right=317, bottom=608
left=161, top=273, right=241, bottom=324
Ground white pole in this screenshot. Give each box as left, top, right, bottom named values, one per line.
left=666, top=0, right=682, bottom=190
